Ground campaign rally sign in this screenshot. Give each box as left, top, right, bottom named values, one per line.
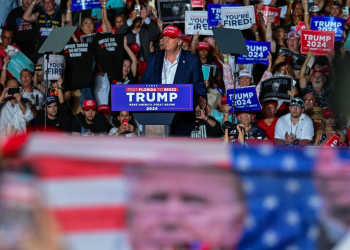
left=323, top=134, right=347, bottom=147
left=44, top=55, right=66, bottom=80
left=236, top=40, right=270, bottom=66
left=259, top=76, right=293, bottom=102
left=295, top=21, right=306, bottom=32
left=311, top=16, right=345, bottom=42
left=185, top=11, right=213, bottom=35
left=158, top=0, right=191, bottom=23
left=7, top=51, right=34, bottom=83
left=301, top=29, right=335, bottom=56
left=111, top=84, right=193, bottom=111
left=278, top=47, right=310, bottom=73
left=207, top=4, right=241, bottom=26
left=254, top=4, right=281, bottom=26
left=227, top=86, right=262, bottom=112
left=192, top=0, right=204, bottom=8
left=221, top=6, right=256, bottom=30
left=71, top=0, right=101, bottom=11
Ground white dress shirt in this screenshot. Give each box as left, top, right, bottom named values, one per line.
left=274, top=113, right=314, bottom=141
left=0, top=101, right=34, bottom=134
left=161, top=50, right=181, bottom=84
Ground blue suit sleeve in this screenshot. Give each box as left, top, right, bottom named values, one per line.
left=192, top=56, right=207, bottom=99
left=140, top=52, right=155, bottom=84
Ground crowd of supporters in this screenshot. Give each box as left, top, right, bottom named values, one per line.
left=0, top=0, right=349, bottom=146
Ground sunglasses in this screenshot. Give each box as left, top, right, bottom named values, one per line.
left=291, top=100, right=304, bottom=106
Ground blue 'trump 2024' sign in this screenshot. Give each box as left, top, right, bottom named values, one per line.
left=227, top=86, right=262, bottom=113
left=71, top=0, right=102, bottom=11
left=111, top=84, right=193, bottom=111
left=310, top=16, right=345, bottom=42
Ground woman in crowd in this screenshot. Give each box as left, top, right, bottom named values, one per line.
left=315, top=108, right=346, bottom=146
left=256, top=101, right=279, bottom=140
left=311, top=106, right=325, bottom=145
left=236, top=111, right=268, bottom=140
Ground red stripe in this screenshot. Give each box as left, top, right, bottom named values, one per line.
left=53, top=206, right=126, bottom=232
left=32, top=157, right=123, bottom=179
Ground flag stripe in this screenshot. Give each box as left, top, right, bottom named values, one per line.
left=53, top=206, right=126, bottom=231
left=40, top=176, right=127, bottom=208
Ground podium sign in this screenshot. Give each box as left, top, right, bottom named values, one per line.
left=111, top=84, right=193, bottom=111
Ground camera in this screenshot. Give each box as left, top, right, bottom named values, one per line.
left=222, top=121, right=238, bottom=136
left=8, top=88, right=20, bottom=95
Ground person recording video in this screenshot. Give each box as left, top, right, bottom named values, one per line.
left=0, top=78, right=34, bottom=134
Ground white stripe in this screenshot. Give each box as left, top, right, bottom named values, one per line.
left=63, top=230, right=131, bottom=250
left=40, top=177, right=127, bottom=208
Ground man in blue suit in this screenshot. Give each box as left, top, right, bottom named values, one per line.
left=141, top=25, right=207, bottom=136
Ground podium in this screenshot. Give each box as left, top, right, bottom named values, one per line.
left=111, top=84, right=193, bottom=137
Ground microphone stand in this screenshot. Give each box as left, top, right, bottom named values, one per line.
left=154, top=43, right=159, bottom=83
left=44, top=52, right=52, bottom=132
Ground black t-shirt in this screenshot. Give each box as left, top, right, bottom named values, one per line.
left=36, top=10, right=62, bottom=53
left=91, top=33, right=124, bottom=83
left=35, top=110, right=71, bottom=132
left=118, top=71, right=135, bottom=84
left=191, top=116, right=222, bottom=138
left=71, top=112, right=108, bottom=135
left=64, top=43, right=94, bottom=90
left=5, top=7, right=38, bottom=59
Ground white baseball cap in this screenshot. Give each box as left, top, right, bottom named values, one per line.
left=239, top=69, right=252, bottom=78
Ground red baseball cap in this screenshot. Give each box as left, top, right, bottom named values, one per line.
left=160, top=25, right=183, bottom=39
left=128, top=42, right=139, bottom=54
left=323, top=107, right=335, bottom=119
left=221, top=96, right=227, bottom=105
left=312, top=68, right=325, bottom=76
left=97, top=104, right=111, bottom=115
left=83, top=99, right=97, bottom=110
left=196, top=41, right=211, bottom=51
left=293, top=2, right=304, bottom=10
left=182, top=39, right=191, bottom=46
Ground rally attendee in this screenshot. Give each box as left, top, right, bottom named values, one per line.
left=0, top=27, right=21, bottom=74
left=126, top=164, right=246, bottom=250
left=23, top=0, right=65, bottom=58
left=329, top=0, right=343, bottom=17
left=0, top=78, right=34, bottom=134
left=237, top=111, right=268, bottom=140
left=20, top=69, right=44, bottom=117
left=285, top=1, right=305, bottom=32
left=285, top=31, right=301, bottom=54
left=35, top=96, right=70, bottom=132
left=274, top=97, right=314, bottom=146
left=190, top=103, right=222, bottom=138
left=97, top=104, right=113, bottom=132
left=72, top=99, right=108, bottom=136
left=266, top=16, right=287, bottom=54
left=311, top=106, right=325, bottom=145
left=316, top=108, right=346, bottom=146
left=116, top=6, right=160, bottom=62
left=182, top=40, right=191, bottom=51
left=0, top=0, right=17, bottom=28
left=126, top=41, right=142, bottom=83
left=108, top=111, right=140, bottom=137
left=300, top=51, right=331, bottom=107
left=141, top=25, right=207, bottom=136
left=103, top=13, right=126, bottom=34
left=256, top=101, right=279, bottom=140
left=303, top=92, right=317, bottom=117
left=4, top=0, right=38, bottom=60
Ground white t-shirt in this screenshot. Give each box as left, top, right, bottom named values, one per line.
left=274, top=113, right=314, bottom=141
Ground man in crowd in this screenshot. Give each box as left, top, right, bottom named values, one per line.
left=108, top=111, right=140, bottom=137
left=303, top=92, right=317, bottom=117
left=329, top=0, right=343, bottom=17
left=300, top=51, right=331, bottom=107
left=126, top=165, right=246, bottom=250
left=117, top=6, right=160, bottom=62
left=274, top=97, right=314, bottom=146
left=0, top=27, right=21, bottom=75
left=72, top=99, right=108, bottom=136
left=286, top=31, right=300, bottom=54
left=0, top=78, right=34, bottom=134
left=141, top=25, right=206, bottom=136
left=23, top=0, right=65, bottom=59
left=190, top=103, right=221, bottom=138
left=4, top=0, right=38, bottom=61
left=35, top=96, right=70, bottom=132
left=20, top=69, right=44, bottom=118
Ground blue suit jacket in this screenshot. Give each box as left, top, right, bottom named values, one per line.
left=140, top=49, right=207, bottom=99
